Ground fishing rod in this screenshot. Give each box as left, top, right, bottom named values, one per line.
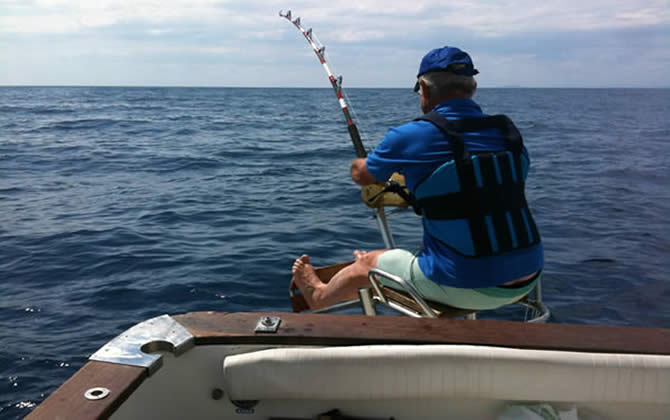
left=279, top=10, right=396, bottom=248
left=278, top=10, right=366, bottom=158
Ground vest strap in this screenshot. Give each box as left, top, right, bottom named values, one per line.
left=415, top=112, right=469, bottom=162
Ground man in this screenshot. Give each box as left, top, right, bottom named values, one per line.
left=292, top=46, right=544, bottom=311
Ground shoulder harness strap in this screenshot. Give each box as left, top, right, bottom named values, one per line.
left=415, top=111, right=469, bottom=162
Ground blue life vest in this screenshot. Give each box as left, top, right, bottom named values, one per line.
left=413, top=111, right=541, bottom=260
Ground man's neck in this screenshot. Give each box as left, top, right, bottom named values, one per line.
left=425, top=93, right=471, bottom=113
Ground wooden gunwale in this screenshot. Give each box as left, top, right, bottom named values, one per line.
left=26, top=361, right=147, bottom=420
left=174, top=312, right=670, bottom=355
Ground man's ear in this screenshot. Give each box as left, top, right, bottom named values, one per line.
left=419, top=79, right=430, bottom=99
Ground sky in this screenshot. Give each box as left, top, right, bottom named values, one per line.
left=1, top=0, right=669, bottom=88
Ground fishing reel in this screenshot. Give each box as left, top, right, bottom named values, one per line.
left=361, top=173, right=411, bottom=209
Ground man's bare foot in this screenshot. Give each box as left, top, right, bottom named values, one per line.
left=292, top=254, right=310, bottom=275
left=292, top=255, right=324, bottom=309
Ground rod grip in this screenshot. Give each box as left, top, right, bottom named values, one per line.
left=347, top=124, right=367, bottom=158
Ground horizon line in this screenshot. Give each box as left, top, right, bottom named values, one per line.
left=1, top=85, right=669, bottom=89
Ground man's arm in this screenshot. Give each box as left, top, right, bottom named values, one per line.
left=350, top=158, right=384, bottom=186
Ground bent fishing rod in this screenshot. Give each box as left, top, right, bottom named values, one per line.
left=278, top=10, right=366, bottom=158
left=279, top=10, right=396, bottom=248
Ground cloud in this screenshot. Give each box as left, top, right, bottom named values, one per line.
left=3, top=0, right=668, bottom=36
left=0, top=0, right=243, bottom=34
left=330, top=29, right=386, bottom=42
left=427, top=0, right=669, bottom=34
left=0, top=0, right=668, bottom=87
left=276, top=1, right=669, bottom=38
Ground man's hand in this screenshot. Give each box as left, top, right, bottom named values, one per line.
left=350, top=158, right=382, bottom=186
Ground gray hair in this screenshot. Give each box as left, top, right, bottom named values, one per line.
left=419, top=72, right=477, bottom=97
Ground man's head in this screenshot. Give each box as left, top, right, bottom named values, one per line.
left=414, top=46, right=478, bottom=113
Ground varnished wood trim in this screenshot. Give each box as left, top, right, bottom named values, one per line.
left=174, top=311, right=670, bottom=356
left=27, top=361, right=147, bottom=420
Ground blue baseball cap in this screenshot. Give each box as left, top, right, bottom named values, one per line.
left=414, top=46, right=479, bottom=92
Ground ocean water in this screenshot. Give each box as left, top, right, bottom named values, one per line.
left=1, top=86, right=669, bottom=417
